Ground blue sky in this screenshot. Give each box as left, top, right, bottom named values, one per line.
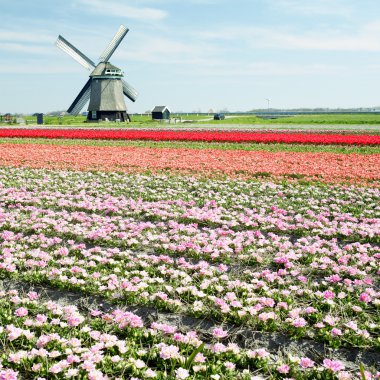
left=1, top=0, right=380, bottom=114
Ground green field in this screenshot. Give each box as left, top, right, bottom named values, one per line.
left=200, top=114, right=380, bottom=125
left=2, top=113, right=380, bottom=128
left=263, top=114, right=380, bottom=124
left=13, top=114, right=210, bottom=126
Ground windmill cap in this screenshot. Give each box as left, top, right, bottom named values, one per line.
left=90, top=62, right=123, bottom=77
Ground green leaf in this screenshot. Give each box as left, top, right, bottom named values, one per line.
left=185, top=343, right=204, bottom=370
left=359, top=363, right=366, bottom=380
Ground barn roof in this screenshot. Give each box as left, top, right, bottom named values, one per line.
left=152, top=106, right=170, bottom=113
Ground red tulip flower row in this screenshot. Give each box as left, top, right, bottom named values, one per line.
left=0, top=129, right=379, bottom=145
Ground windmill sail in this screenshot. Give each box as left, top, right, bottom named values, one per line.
left=67, top=79, right=92, bottom=115
left=99, top=25, right=129, bottom=62
left=56, top=35, right=96, bottom=71
left=122, top=80, right=138, bottom=102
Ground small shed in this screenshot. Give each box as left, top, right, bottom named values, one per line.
left=3, top=113, right=13, bottom=122
left=36, top=113, right=44, bottom=125
left=152, top=106, right=171, bottom=120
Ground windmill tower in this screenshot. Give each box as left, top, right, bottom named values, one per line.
left=56, top=25, right=138, bottom=122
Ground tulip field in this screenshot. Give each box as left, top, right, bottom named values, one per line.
left=0, top=128, right=380, bottom=145
left=0, top=127, right=379, bottom=379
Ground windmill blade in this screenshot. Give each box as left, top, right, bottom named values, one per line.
left=56, top=35, right=96, bottom=71
left=122, top=79, right=138, bottom=102
left=99, top=25, right=129, bottom=62
left=67, top=79, right=92, bottom=115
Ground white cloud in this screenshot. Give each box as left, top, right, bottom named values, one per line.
left=0, top=43, right=56, bottom=55
left=242, top=62, right=344, bottom=76
left=197, top=21, right=380, bottom=52
left=76, top=0, right=168, bottom=21
left=269, top=0, right=354, bottom=17
left=0, top=29, right=57, bottom=59
left=191, top=61, right=348, bottom=78
left=264, top=22, right=380, bottom=52
left=135, top=0, right=225, bottom=4
left=118, top=34, right=221, bottom=66
left=0, top=60, right=82, bottom=74
left=0, top=30, right=53, bottom=43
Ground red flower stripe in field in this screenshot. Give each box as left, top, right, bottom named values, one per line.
left=0, top=144, right=378, bottom=184
left=0, top=129, right=379, bottom=145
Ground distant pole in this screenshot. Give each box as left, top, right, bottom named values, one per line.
left=266, top=98, right=270, bottom=111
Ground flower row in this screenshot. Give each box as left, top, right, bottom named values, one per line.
left=1, top=227, right=379, bottom=349
left=0, top=128, right=380, bottom=145
left=0, top=143, right=378, bottom=183
left=1, top=289, right=378, bottom=380
left=0, top=169, right=378, bottom=245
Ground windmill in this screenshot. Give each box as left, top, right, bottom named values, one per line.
left=56, top=25, right=138, bottom=122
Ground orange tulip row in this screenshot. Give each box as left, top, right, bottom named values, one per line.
left=0, top=143, right=378, bottom=184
